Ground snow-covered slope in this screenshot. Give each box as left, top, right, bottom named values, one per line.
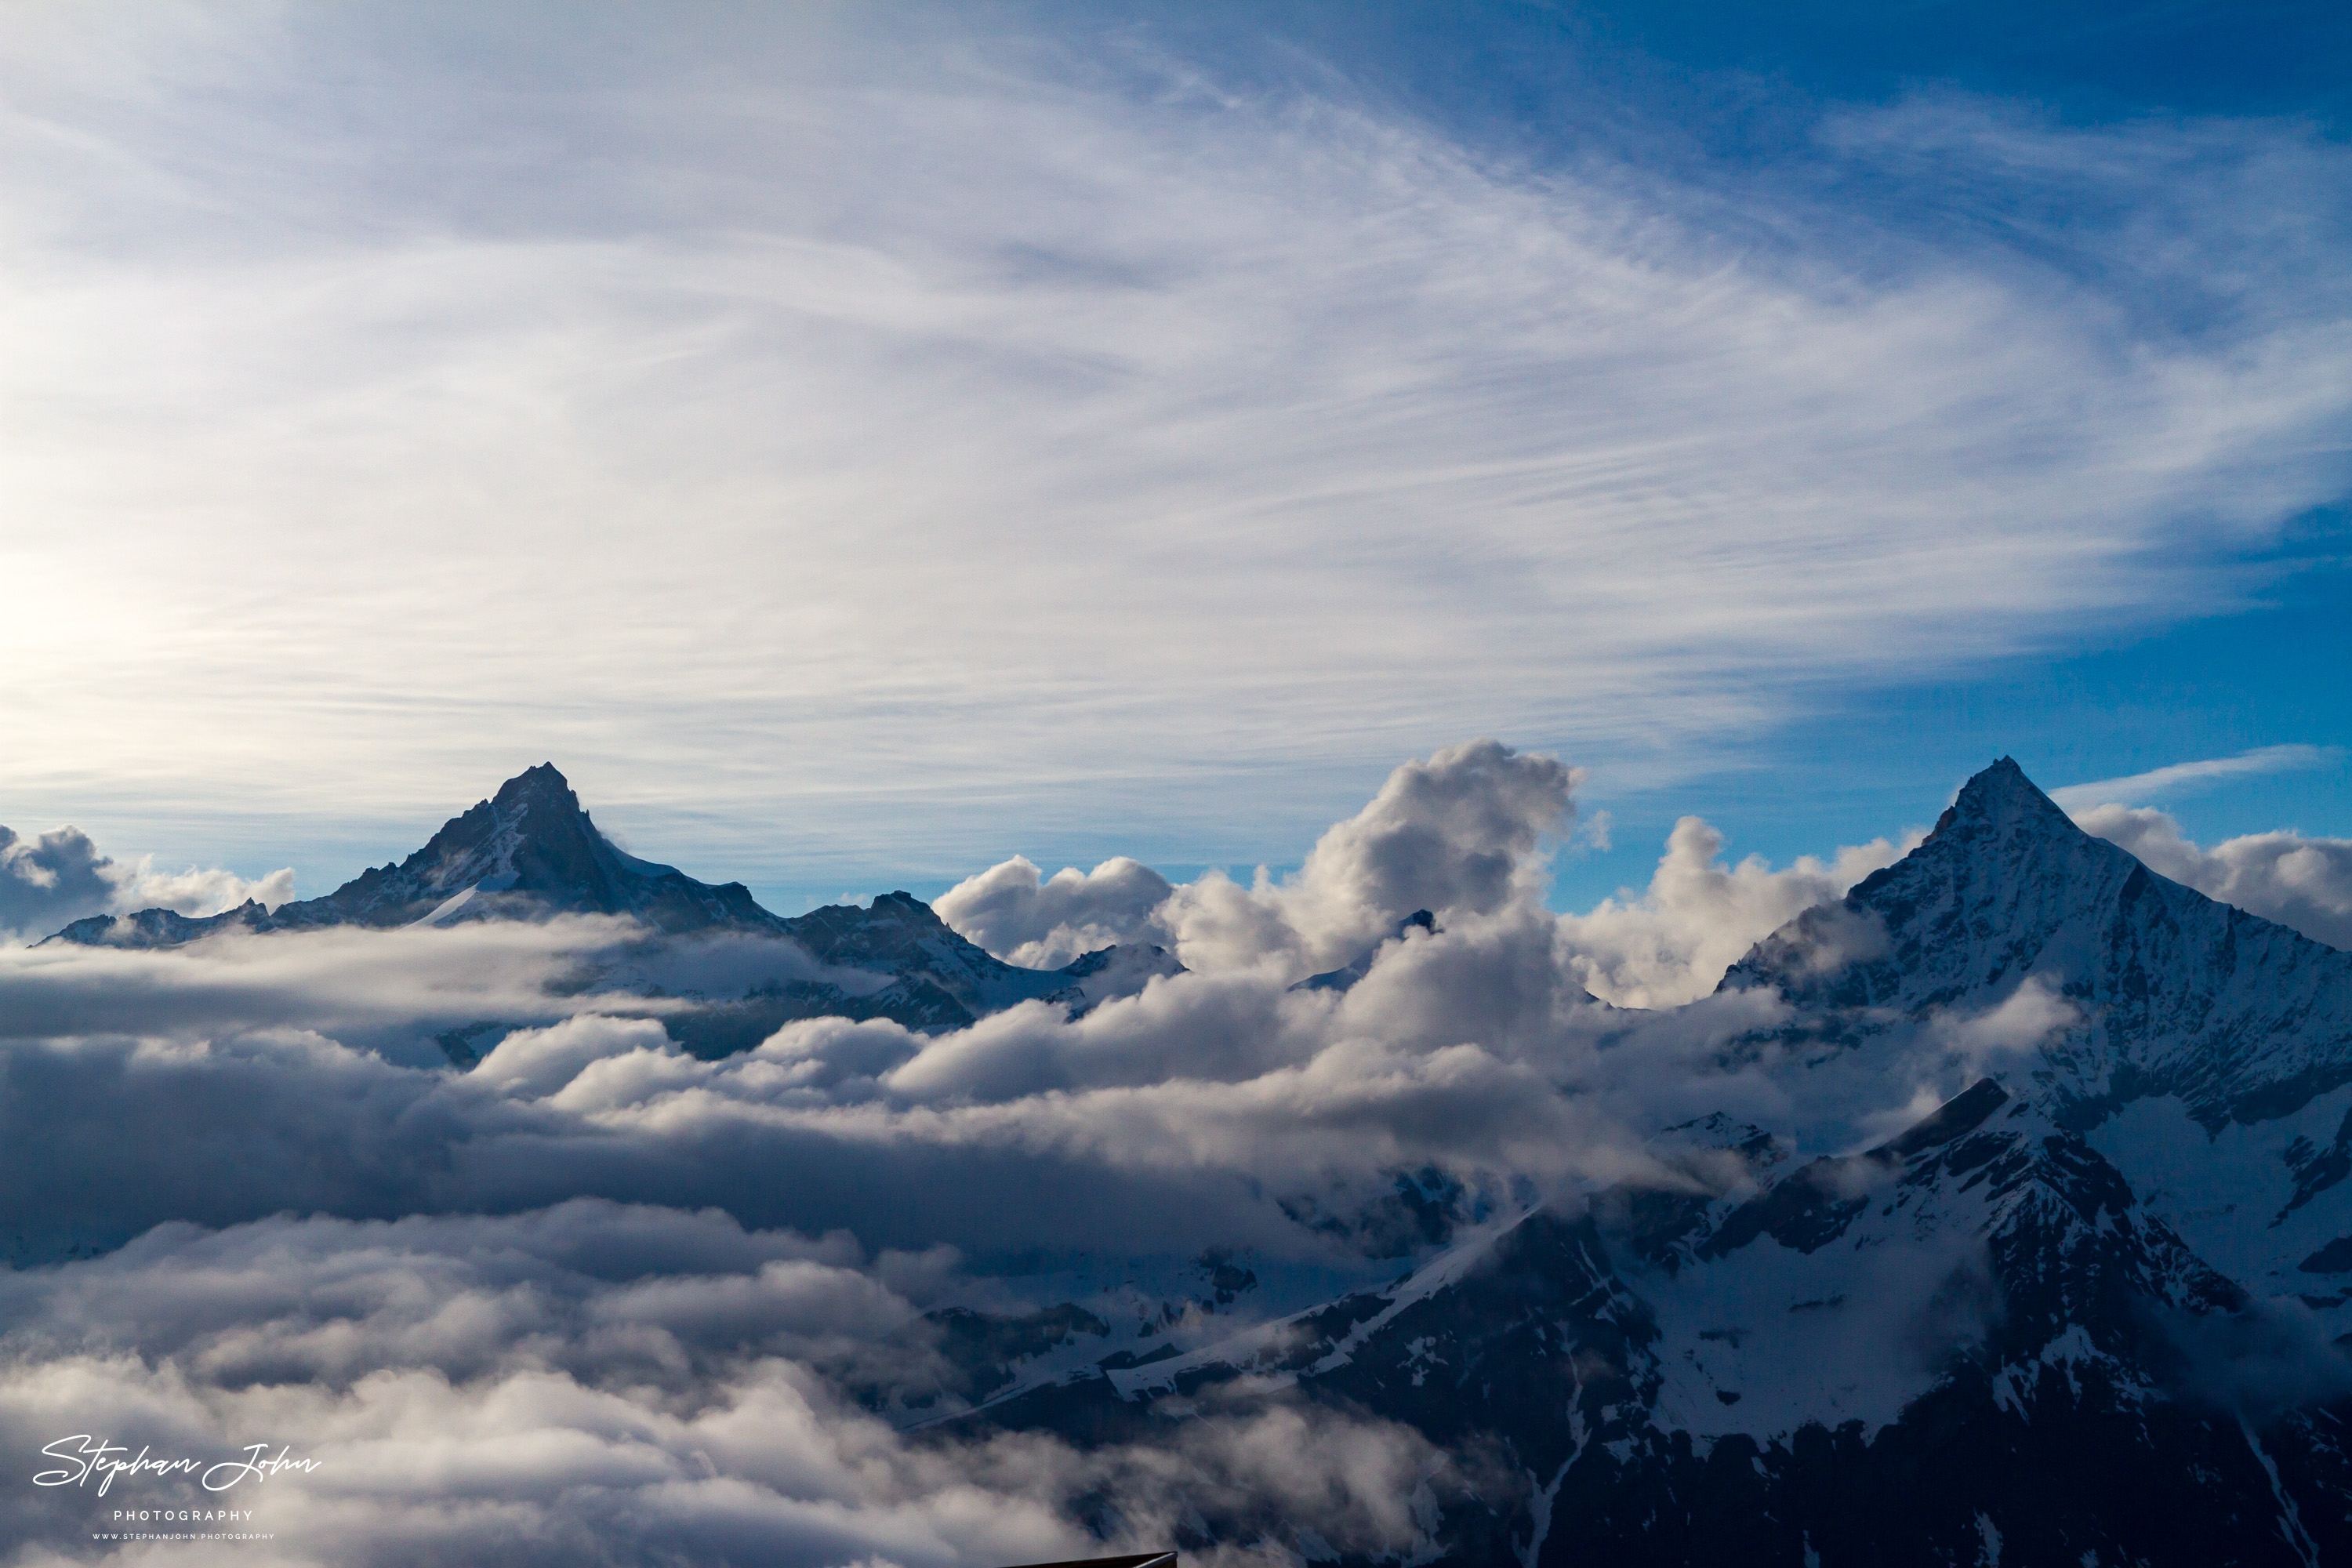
left=1726, top=757, right=2352, bottom=1133
left=935, top=759, right=2352, bottom=1566
left=964, top=1073, right=2345, bottom=1566
left=1715, top=758, right=2352, bottom=1351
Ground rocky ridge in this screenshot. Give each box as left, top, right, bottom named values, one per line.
left=45, top=764, right=1181, bottom=1047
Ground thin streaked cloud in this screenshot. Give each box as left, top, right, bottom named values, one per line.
left=2, top=5, right=2347, bottom=891
left=2049, top=745, right=2339, bottom=811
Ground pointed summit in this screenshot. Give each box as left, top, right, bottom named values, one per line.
left=302, top=762, right=789, bottom=933
left=1725, top=756, right=2134, bottom=1011
left=1723, top=754, right=2352, bottom=1131
left=49, top=763, right=788, bottom=944
left=489, top=762, right=579, bottom=811
left=372, top=761, right=637, bottom=921
left=1928, top=754, right=2077, bottom=844
left=42, top=764, right=1188, bottom=1038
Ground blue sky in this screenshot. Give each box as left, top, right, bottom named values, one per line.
left=1262, top=0, right=2352, bottom=909
left=1, top=1, right=2345, bottom=918
left=1552, top=546, right=2352, bottom=909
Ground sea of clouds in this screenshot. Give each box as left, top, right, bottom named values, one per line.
left=3, top=740, right=2347, bottom=1563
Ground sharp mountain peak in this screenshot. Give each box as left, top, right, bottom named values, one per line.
left=1930, top=753, right=2078, bottom=839
left=42, top=764, right=1183, bottom=1036
left=486, top=761, right=583, bottom=812
left=1726, top=753, right=2352, bottom=1133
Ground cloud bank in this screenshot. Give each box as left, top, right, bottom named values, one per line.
left=2073, top=804, right=2352, bottom=951
left=0, top=822, right=292, bottom=946
left=5, top=740, right=2339, bottom=1561
left=0, top=1205, right=1454, bottom=1568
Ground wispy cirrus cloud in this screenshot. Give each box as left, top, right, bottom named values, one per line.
left=2, top=8, right=2348, bottom=888
left=2049, top=744, right=2339, bottom=811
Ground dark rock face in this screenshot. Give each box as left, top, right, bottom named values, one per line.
left=1294, top=909, right=1438, bottom=994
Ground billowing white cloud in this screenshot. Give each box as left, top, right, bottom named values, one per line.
left=0, top=954, right=1639, bottom=1268
left=940, top=739, right=1577, bottom=981
left=2072, top=803, right=2352, bottom=950
left=110, top=859, right=296, bottom=922
left=0, top=826, right=117, bottom=942
left=0, top=822, right=293, bottom=946
left=0, top=1205, right=1457, bottom=1566
left=935, top=856, right=1175, bottom=967
left=1555, top=817, right=1918, bottom=1007
left=1185, top=739, right=1577, bottom=971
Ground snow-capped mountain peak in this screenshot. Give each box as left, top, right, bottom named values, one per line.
left=1724, top=757, right=2352, bottom=1136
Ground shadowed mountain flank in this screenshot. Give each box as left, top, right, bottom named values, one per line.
left=46, top=764, right=1182, bottom=1044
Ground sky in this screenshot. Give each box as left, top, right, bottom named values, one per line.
left=2, top=0, right=2347, bottom=917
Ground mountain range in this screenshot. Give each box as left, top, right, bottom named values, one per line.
left=48, top=762, right=1181, bottom=1051
left=39, top=756, right=2352, bottom=1563
left=916, top=760, right=2352, bottom=1566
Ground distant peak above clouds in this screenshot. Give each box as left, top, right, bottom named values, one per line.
left=1725, top=753, right=2352, bottom=1131
left=29, top=759, right=776, bottom=952
left=47, top=760, right=777, bottom=946
left=0, top=821, right=292, bottom=947
left=39, top=762, right=1187, bottom=1044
